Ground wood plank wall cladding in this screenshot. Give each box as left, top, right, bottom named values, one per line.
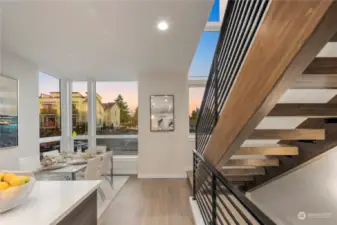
left=202, top=0, right=337, bottom=167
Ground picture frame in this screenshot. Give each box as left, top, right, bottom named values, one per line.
left=0, top=75, right=19, bottom=149
left=150, top=95, right=174, bottom=132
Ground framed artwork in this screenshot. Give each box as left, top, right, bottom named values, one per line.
left=150, top=95, right=174, bottom=132
left=0, top=76, right=18, bottom=148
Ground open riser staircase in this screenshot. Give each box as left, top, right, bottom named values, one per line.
left=190, top=0, right=337, bottom=224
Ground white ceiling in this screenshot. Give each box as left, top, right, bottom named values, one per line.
left=1, top=0, right=213, bottom=80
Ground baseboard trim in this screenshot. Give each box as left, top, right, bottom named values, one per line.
left=138, top=174, right=187, bottom=179
left=189, top=197, right=205, bottom=225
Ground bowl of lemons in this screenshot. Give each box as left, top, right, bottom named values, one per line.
left=0, top=172, right=35, bottom=213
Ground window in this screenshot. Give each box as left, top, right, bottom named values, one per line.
left=189, top=32, right=219, bottom=77
left=96, top=82, right=138, bottom=135
left=97, top=138, right=138, bottom=155
left=72, top=82, right=88, bottom=136
left=208, top=0, right=220, bottom=22
left=189, top=87, right=205, bottom=133
left=39, top=72, right=61, bottom=138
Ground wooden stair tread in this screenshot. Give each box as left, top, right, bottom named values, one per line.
left=269, top=103, right=337, bottom=117
left=293, top=74, right=337, bottom=89
left=225, top=159, right=279, bottom=167
left=221, top=168, right=265, bottom=176
left=237, top=145, right=298, bottom=155
left=249, top=129, right=325, bottom=140
left=303, top=57, right=337, bottom=74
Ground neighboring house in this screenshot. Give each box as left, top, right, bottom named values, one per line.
left=103, top=102, right=120, bottom=128
left=39, top=92, right=120, bottom=132
left=39, top=92, right=61, bottom=130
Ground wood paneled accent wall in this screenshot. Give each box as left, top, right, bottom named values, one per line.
left=203, top=0, right=337, bottom=167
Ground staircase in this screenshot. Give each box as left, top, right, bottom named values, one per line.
left=191, top=0, right=337, bottom=224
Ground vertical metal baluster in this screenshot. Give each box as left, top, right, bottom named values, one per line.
left=212, top=173, right=217, bottom=225
left=193, top=152, right=196, bottom=200
left=214, top=50, right=219, bottom=124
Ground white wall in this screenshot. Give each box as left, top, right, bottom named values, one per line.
left=0, top=50, right=39, bottom=170
left=247, top=146, right=337, bottom=225
left=138, top=74, right=190, bottom=178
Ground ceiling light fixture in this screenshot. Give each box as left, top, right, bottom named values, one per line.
left=157, top=20, right=169, bottom=31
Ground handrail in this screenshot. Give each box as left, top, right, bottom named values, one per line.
left=193, top=149, right=276, bottom=225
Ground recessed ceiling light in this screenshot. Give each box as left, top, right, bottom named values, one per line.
left=157, top=20, right=169, bottom=31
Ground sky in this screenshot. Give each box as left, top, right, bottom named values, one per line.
left=39, top=0, right=219, bottom=115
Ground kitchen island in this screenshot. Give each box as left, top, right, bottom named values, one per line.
left=0, top=180, right=101, bottom=225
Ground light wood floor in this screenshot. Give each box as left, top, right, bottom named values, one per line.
left=99, top=177, right=194, bottom=225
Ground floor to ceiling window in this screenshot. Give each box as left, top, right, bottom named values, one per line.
left=39, top=72, right=61, bottom=155
left=189, top=32, right=220, bottom=78
left=39, top=72, right=61, bottom=138
left=208, top=0, right=220, bottom=22
left=96, top=82, right=138, bottom=155
left=189, top=87, right=205, bottom=133
left=72, top=81, right=88, bottom=136
left=188, top=0, right=222, bottom=134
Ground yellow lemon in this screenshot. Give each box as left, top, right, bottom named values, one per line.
left=0, top=182, right=9, bottom=190
left=9, top=176, right=25, bottom=187
left=3, top=173, right=16, bottom=183
left=20, top=176, right=30, bottom=184
left=0, top=173, right=4, bottom=182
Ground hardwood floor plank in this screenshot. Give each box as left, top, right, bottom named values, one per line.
left=249, top=129, right=325, bottom=140
left=99, top=177, right=194, bottom=225
left=237, top=145, right=298, bottom=155
left=269, top=103, right=337, bottom=117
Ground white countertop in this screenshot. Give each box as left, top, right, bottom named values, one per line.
left=0, top=180, right=101, bottom=225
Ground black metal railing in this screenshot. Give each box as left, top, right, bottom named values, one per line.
left=196, top=0, right=270, bottom=154
left=193, top=149, right=276, bottom=225
left=193, top=0, right=273, bottom=224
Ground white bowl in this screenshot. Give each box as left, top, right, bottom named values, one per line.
left=0, top=176, right=35, bottom=213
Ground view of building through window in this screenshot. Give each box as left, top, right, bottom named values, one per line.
left=189, top=32, right=219, bottom=77
left=189, top=87, right=205, bottom=133
left=96, top=82, right=138, bottom=135
left=72, top=82, right=88, bottom=136
left=97, top=138, right=137, bottom=155
left=39, top=73, right=61, bottom=138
